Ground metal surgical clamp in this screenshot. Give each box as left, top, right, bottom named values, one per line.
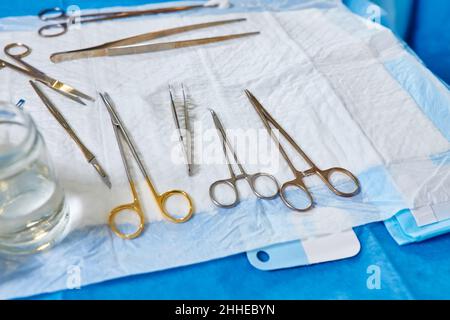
left=208, top=109, right=279, bottom=209
left=38, top=3, right=215, bottom=38
left=244, top=89, right=361, bottom=212
left=100, top=92, right=194, bottom=240
left=50, top=18, right=259, bottom=63
left=29, top=80, right=111, bottom=188
left=0, top=43, right=93, bottom=105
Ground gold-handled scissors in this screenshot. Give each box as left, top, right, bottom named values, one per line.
left=50, top=18, right=259, bottom=63
left=244, top=90, right=361, bottom=212
left=38, top=3, right=212, bottom=38
left=0, top=43, right=93, bottom=105
left=209, top=109, right=280, bottom=209
left=100, top=92, right=194, bottom=240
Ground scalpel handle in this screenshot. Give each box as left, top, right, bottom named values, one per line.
left=60, top=118, right=94, bottom=160
left=48, top=106, right=94, bottom=161
left=29, top=80, right=94, bottom=160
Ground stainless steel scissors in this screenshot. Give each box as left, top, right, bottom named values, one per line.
left=244, top=90, right=361, bottom=212
left=50, top=18, right=259, bottom=63
left=0, top=43, right=93, bottom=105
left=38, top=3, right=211, bottom=38
left=209, top=109, right=279, bottom=209
left=100, top=92, right=194, bottom=240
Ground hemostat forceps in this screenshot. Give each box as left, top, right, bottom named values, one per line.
left=209, top=109, right=279, bottom=209
left=100, top=93, right=194, bottom=240
left=0, top=43, right=93, bottom=105
left=244, top=90, right=361, bottom=212
left=50, top=18, right=259, bottom=63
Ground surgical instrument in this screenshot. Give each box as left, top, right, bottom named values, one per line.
left=38, top=3, right=215, bottom=38
left=209, top=109, right=279, bottom=209
left=50, top=18, right=259, bottom=63
left=0, top=43, right=93, bottom=105
left=29, top=81, right=111, bottom=188
left=169, top=84, right=193, bottom=176
left=100, top=92, right=194, bottom=240
left=244, top=89, right=361, bottom=212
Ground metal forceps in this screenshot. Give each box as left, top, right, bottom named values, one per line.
left=50, top=18, right=259, bottom=63
left=169, top=84, right=193, bottom=176
left=0, top=43, right=93, bottom=105
left=100, top=93, right=194, bottom=240
left=38, top=3, right=210, bottom=38
left=244, top=90, right=361, bottom=212
left=209, top=109, right=279, bottom=209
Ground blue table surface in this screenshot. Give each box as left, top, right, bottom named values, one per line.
left=409, top=0, right=450, bottom=85
left=32, top=223, right=450, bottom=300
left=2, top=0, right=449, bottom=300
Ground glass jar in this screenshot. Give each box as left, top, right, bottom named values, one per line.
left=0, top=102, right=69, bottom=254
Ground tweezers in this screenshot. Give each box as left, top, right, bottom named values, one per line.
left=169, top=84, right=193, bottom=176
left=50, top=18, right=259, bottom=63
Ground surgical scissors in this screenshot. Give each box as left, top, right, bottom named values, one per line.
left=100, top=93, right=194, bottom=240
left=38, top=3, right=212, bottom=38
left=209, top=109, right=279, bottom=209
left=0, top=43, right=93, bottom=105
left=244, top=90, right=361, bottom=212
left=50, top=18, right=259, bottom=63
